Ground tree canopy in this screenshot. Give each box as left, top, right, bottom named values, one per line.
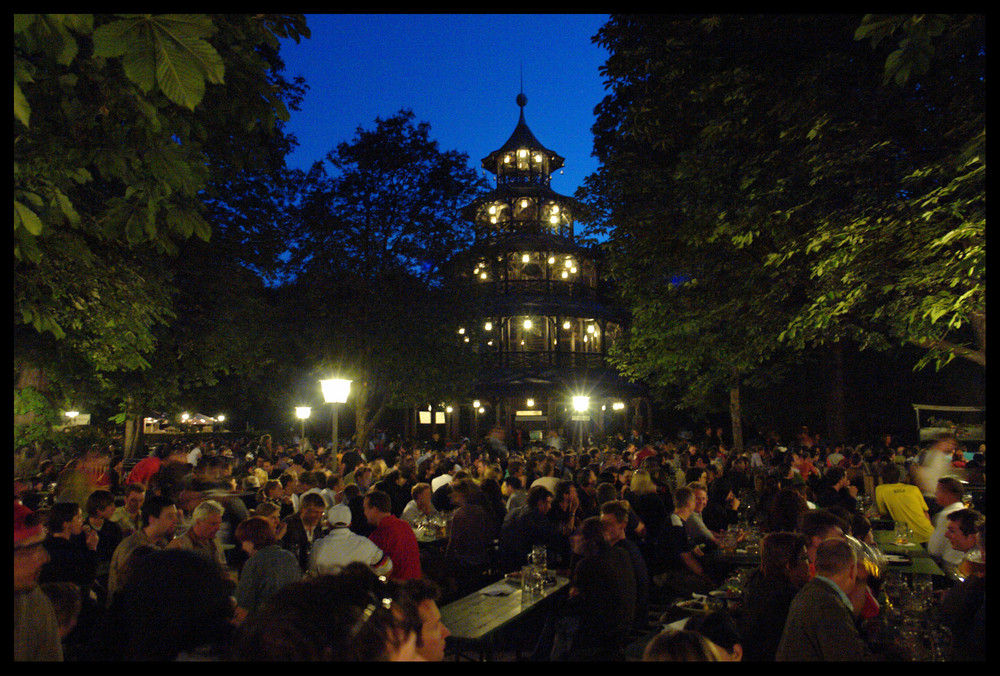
left=14, top=14, right=309, bottom=453
left=582, top=14, right=984, bottom=440
left=14, top=13, right=309, bottom=370
left=285, top=110, right=488, bottom=449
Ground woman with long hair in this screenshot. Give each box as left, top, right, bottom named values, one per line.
left=739, top=532, right=811, bottom=662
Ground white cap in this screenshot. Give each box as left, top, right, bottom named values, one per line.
left=327, top=503, right=351, bottom=527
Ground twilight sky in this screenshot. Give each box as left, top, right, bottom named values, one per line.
left=278, top=14, right=610, bottom=197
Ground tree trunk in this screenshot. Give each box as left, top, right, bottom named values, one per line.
left=729, top=368, right=744, bottom=454
left=123, top=414, right=144, bottom=459
left=825, top=342, right=847, bottom=444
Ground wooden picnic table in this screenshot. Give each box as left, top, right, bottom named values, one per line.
left=873, top=529, right=946, bottom=577
left=440, top=574, right=570, bottom=661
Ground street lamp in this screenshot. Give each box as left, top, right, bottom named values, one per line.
left=472, top=400, right=481, bottom=441
left=320, top=378, right=352, bottom=460
left=295, top=407, right=311, bottom=451
left=572, top=396, right=590, bottom=449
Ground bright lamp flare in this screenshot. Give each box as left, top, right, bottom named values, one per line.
left=320, top=379, right=352, bottom=404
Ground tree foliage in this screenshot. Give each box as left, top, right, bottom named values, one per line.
left=584, top=15, right=984, bottom=433
left=13, top=14, right=309, bottom=451
left=14, top=13, right=309, bottom=370
left=286, top=110, right=488, bottom=448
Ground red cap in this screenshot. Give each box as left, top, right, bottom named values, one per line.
left=14, top=500, right=44, bottom=545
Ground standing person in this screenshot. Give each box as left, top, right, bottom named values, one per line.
left=628, top=469, right=669, bottom=546
left=444, top=478, right=494, bottom=592
left=233, top=516, right=302, bottom=623
left=914, top=435, right=959, bottom=501
left=84, top=490, right=124, bottom=570
left=14, top=502, right=63, bottom=661
left=39, top=502, right=99, bottom=600
left=776, top=539, right=874, bottom=661
left=365, top=490, right=422, bottom=581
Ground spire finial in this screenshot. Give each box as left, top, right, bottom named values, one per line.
left=516, top=64, right=527, bottom=108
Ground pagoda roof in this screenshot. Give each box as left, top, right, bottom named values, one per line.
left=481, top=94, right=565, bottom=173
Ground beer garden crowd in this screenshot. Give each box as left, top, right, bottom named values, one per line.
left=13, top=423, right=986, bottom=661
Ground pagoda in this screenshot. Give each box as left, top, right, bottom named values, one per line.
left=454, top=93, right=646, bottom=445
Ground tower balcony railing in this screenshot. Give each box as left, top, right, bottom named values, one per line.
left=479, top=350, right=609, bottom=371
left=498, top=172, right=550, bottom=188
left=476, top=220, right=572, bottom=240
left=474, top=278, right=600, bottom=301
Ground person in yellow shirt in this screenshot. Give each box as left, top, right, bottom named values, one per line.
left=873, top=463, right=933, bottom=543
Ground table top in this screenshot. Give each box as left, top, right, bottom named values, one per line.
left=440, top=576, right=570, bottom=642
left=873, top=530, right=945, bottom=577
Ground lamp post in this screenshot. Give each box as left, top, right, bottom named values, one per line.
left=320, top=378, right=351, bottom=463
left=295, top=407, right=311, bottom=451
left=472, top=400, right=481, bottom=442
left=572, top=395, right=590, bottom=449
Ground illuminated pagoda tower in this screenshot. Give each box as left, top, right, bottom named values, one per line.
left=455, top=92, right=645, bottom=444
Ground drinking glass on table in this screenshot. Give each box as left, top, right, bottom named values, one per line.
left=894, top=521, right=911, bottom=545
left=521, top=566, right=543, bottom=597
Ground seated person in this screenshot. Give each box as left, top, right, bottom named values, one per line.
left=651, top=487, right=715, bottom=600
left=740, top=532, right=810, bottom=661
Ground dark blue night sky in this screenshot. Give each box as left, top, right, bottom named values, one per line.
left=279, top=14, right=609, bottom=197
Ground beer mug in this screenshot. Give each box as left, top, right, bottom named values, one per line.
left=530, top=545, right=547, bottom=568
left=894, top=521, right=911, bottom=545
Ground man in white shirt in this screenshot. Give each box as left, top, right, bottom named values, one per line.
left=401, top=483, right=438, bottom=527
left=308, top=504, right=392, bottom=577
left=928, top=478, right=967, bottom=566
left=186, top=441, right=203, bottom=468
left=915, top=435, right=958, bottom=499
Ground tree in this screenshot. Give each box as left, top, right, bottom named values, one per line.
left=585, top=16, right=839, bottom=445
left=14, top=13, right=307, bottom=363
left=13, top=14, right=310, bottom=455
left=286, top=110, right=488, bottom=450
left=772, top=14, right=985, bottom=371
left=583, top=15, right=984, bottom=442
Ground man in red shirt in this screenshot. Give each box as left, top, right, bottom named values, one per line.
left=364, top=489, right=422, bottom=581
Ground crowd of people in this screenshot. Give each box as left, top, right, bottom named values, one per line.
left=13, top=424, right=986, bottom=661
